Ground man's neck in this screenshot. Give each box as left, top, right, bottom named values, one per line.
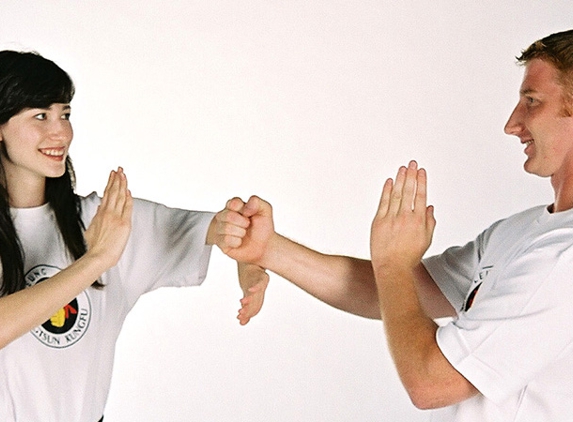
left=551, top=174, right=573, bottom=212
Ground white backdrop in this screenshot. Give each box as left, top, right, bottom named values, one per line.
left=0, top=2, right=570, bottom=421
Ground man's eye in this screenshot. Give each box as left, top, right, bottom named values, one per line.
left=34, top=113, right=47, bottom=120
left=62, top=113, right=71, bottom=120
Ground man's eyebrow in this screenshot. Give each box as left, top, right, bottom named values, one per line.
left=520, top=88, right=537, bottom=96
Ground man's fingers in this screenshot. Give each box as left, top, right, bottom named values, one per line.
left=402, top=161, right=418, bottom=212
left=414, top=167, right=428, bottom=214
left=426, top=205, right=436, bottom=231
left=388, top=165, right=407, bottom=214
left=224, top=195, right=271, bottom=222
left=376, top=178, right=394, bottom=218
left=383, top=161, right=422, bottom=216
left=243, top=195, right=272, bottom=219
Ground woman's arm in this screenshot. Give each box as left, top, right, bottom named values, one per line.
left=0, top=168, right=132, bottom=349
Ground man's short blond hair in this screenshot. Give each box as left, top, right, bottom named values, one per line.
left=518, top=30, right=573, bottom=115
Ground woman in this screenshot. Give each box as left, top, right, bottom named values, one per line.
left=0, top=50, right=267, bottom=421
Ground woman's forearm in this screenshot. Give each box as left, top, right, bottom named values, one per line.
left=0, top=253, right=109, bottom=349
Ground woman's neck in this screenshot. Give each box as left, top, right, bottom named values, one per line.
left=6, top=179, right=46, bottom=208
left=1, top=162, right=47, bottom=208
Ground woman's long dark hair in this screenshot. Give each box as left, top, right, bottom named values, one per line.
left=0, top=50, right=95, bottom=296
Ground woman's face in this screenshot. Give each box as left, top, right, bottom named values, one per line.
left=0, top=103, right=73, bottom=186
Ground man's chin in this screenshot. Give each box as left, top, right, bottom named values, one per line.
left=523, top=163, right=552, bottom=178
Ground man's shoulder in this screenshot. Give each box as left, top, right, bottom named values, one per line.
left=484, top=205, right=546, bottom=233
left=512, top=205, right=547, bottom=221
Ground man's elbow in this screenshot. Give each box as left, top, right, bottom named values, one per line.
left=406, top=384, right=447, bottom=410
left=404, top=378, right=479, bottom=410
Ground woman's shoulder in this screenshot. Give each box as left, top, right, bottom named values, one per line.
left=79, top=192, right=101, bottom=221
left=79, top=191, right=101, bottom=205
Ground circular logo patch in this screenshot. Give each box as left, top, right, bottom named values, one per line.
left=26, top=265, right=92, bottom=349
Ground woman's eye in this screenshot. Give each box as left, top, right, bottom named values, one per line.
left=62, top=113, right=71, bottom=120
left=34, top=113, right=47, bottom=120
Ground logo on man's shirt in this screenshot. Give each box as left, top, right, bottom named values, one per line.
left=26, top=265, right=92, bottom=349
left=464, top=283, right=482, bottom=311
left=463, top=266, right=493, bottom=312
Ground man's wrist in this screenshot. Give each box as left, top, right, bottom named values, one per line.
left=256, top=232, right=282, bottom=270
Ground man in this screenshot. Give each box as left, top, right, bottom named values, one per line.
left=213, top=29, right=573, bottom=421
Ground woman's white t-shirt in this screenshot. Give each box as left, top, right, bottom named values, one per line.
left=0, top=193, right=213, bottom=422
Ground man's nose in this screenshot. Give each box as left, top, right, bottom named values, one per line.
left=504, top=103, right=523, bottom=136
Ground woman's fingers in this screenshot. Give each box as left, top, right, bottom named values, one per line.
left=84, top=167, right=133, bottom=269
left=100, top=167, right=129, bottom=213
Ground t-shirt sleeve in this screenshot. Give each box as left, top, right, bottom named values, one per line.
left=423, top=220, right=504, bottom=311
left=84, top=194, right=215, bottom=307
left=436, top=237, right=573, bottom=405
left=423, top=239, right=482, bottom=312
left=118, top=200, right=213, bottom=304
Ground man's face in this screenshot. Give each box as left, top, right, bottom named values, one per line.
left=504, top=59, right=573, bottom=180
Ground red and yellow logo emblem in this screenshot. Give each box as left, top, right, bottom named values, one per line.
left=26, top=265, right=92, bottom=349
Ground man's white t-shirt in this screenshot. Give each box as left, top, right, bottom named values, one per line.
left=0, top=193, right=213, bottom=422
left=423, top=205, right=573, bottom=421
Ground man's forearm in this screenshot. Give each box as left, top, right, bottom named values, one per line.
left=375, top=265, right=477, bottom=409
left=261, top=233, right=380, bottom=319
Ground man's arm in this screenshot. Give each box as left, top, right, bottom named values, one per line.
left=211, top=195, right=456, bottom=321
left=370, top=161, right=477, bottom=408
left=210, top=196, right=379, bottom=318
left=257, top=232, right=380, bottom=319
left=414, top=263, right=457, bottom=320
left=211, top=172, right=473, bottom=406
